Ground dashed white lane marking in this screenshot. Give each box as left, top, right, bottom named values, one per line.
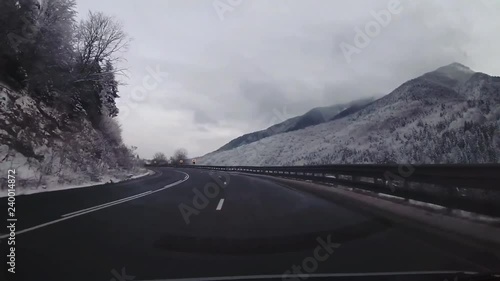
left=0, top=171, right=190, bottom=240
left=216, top=198, right=225, bottom=210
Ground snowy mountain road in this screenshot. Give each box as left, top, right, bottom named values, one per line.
left=1, top=167, right=498, bottom=281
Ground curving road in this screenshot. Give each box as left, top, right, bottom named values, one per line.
left=1, top=167, right=499, bottom=281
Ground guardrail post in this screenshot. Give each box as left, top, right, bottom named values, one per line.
left=445, top=186, right=456, bottom=214
left=402, top=180, right=410, bottom=201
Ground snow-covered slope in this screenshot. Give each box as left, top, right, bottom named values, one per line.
left=198, top=63, right=500, bottom=166
left=0, top=84, right=145, bottom=193
left=214, top=97, right=374, bottom=152
left=421, top=62, right=475, bottom=90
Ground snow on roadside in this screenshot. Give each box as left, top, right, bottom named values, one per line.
left=1, top=84, right=150, bottom=198
left=0, top=169, right=154, bottom=198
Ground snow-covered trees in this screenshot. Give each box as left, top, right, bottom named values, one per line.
left=75, top=11, right=129, bottom=72
left=99, top=115, right=122, bottom=145
left=153, top=153, right=167, bottom=162
left=0, top=0, right=29, bottom=89
left=99, top=60, right=119, bottom=117
left=73, top=11, right=129, bottom=126
left=0, top=1, right=128, bottom=121
left=28, top=0, right=76, bottom=92
left=0, top=0, right=66, bottom=92
left=0, top=2, right=140, bottom=188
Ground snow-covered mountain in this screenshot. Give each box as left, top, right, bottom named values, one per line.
left=215, top=97, right=374, bottom=152
left=199, top=63, right=500, bottom=166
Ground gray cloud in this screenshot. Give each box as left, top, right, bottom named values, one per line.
left=194, top=110, right=218, bottom=125
left=75, top=0, right=500, bottom=158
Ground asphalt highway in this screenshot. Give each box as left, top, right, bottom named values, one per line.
left=1, top=167, right=499, bottom=281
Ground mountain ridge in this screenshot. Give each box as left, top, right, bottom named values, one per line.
left=214, top=97, right=375, bottom=153
left=199, top=63, right=500, bottom=165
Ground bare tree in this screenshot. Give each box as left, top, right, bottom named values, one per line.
left=152, top=152, right=167, bottom=163
left=173, top=148, right=188, bottom=163
left=75, top=11, right=130, bottom=81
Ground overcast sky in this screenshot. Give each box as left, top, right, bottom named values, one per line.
left=75, top=0, right=500, bottom=159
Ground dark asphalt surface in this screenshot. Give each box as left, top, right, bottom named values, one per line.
left=1, top=167, right=499, bottom=281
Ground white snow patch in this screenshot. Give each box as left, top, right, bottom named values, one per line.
left=450, top=209, right=500, bottom=224
left=408, top=199, right=446, bottom=210
left=0, top=169, right=153, bottom=198
left=377, top=193, right=405, bottom=200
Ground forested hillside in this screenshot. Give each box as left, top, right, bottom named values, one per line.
left=199, top=63, right=500, bottom=166
left=0, top=0, right=143, bottom=191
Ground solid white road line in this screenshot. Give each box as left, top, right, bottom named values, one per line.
left=0, top=192, right=150, bottom=239
left=64, top=174, right=189, bottom=218
left=135, top=271, right=478, bottom=281
left=0, top=171, right=190, bottom=240
left=62, top=190, right=152, bottom=217
left=216, top=198, right=225, bottom=210
left=62, top=178, right=189, bottom=218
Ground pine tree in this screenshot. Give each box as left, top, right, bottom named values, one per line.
left=99, top=60, right=119, bottom=117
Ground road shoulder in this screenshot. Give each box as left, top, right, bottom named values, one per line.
left=233, top=172, right=500, bottom=259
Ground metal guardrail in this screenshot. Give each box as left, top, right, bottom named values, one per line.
left=162, top=164, right=500, bottom=217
